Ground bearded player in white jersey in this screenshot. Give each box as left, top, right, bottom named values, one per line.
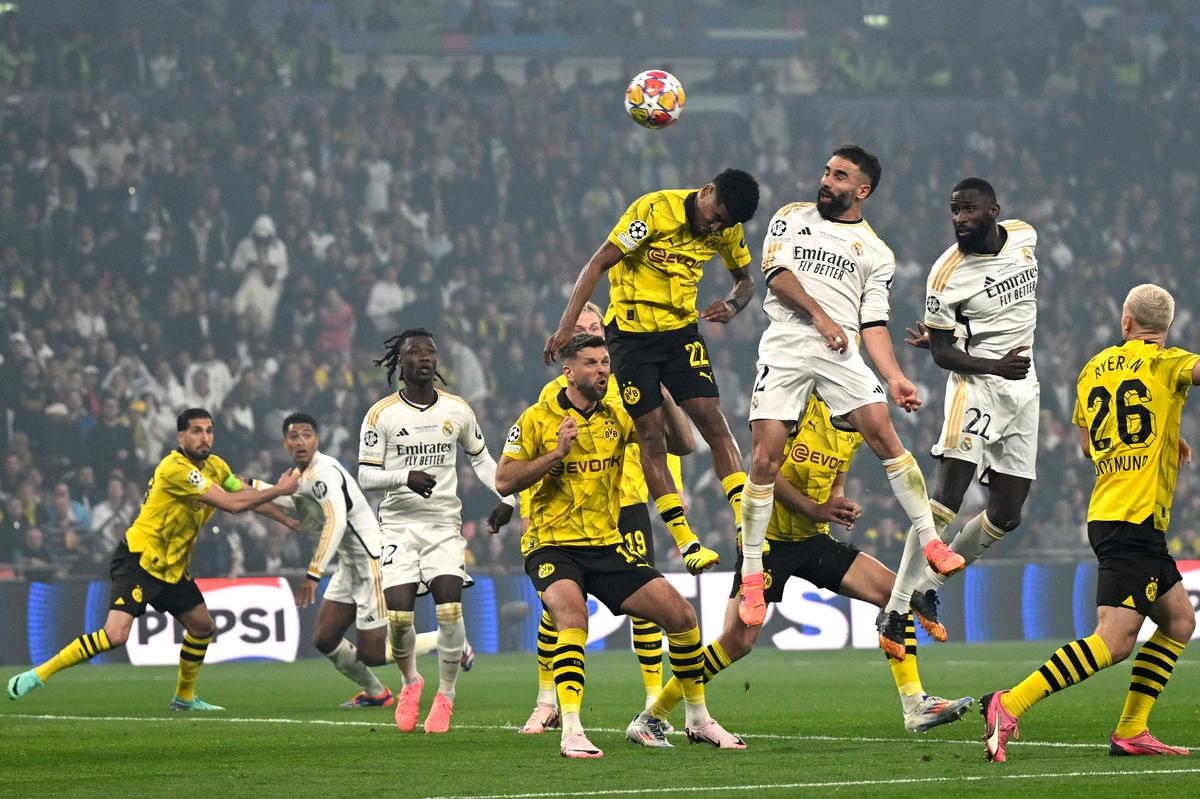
left=359, top=328, right=515, bottom=733
left=736, top=145, right=960, bottom=655
left=883, top=178, right=1038, bottom=653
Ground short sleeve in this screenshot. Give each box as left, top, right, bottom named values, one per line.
left=459, top=403, right=487, bottom=456
left=607, top=194, right=658, bottom=254
left=860, top=248, right=895, bottom=326
left=1156, top=349, right=1200, bottom=393
left=503, top=407, right=541, bottom=461
left=359, top=415, right=386, bottom=466
left=760, top=208, right=792, bottom=283
left=158, top=459, right=211, bottom=499
left=1071, top=366, right=1089, bottom=427
left=719, top=224, right=752, bottom=271
left=923, top=259, right=957, bottom=331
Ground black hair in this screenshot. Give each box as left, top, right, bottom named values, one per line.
left=711, top=168, right=760, bottom=224
left=831, top=144, right=882, bottom=195
left=282, top=412, right=319, bottom=436
left=177, top=407, right=212, bottom=432
left=951, top=177, right=997, bottom=203
left=373, top=328, right=445, bottom=387
left=559, top=333, right=607, bottom=361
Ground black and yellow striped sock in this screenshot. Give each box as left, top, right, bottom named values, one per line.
left=649, top=639, right=733, bottom=720
left=1002, top=634, right=1113, bottom=718
left=175, top=632, right=213, bottom=702
left=887, top=612, right=924, bottom=710
left=553, top=628, right=587, bottom=715
left=667, top=627, right=705, bottom=705
left=1115, top=630, right=1186, bottom=738
left=35, top=629, right=112, bottom=682
left=631, top=617, right=663, bottom=699
left=536, top=609, right=557, bottom=698
left=720, top=472, right=747, bottom=534
left=655, top=493, right=696, bottom=550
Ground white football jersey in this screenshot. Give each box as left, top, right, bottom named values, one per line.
left=358, top=389, right=488, bottom=526
left=760, top=202, right=896, bottom=335
left=924, top=220, right=1038, bottom=371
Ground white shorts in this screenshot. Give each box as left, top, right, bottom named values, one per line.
left=748, top=323, right=885, bottom=424
left=931, top=372, right=1039, bottom=481
left=322, top=553, right=387, bottom=630
left=380, top=522, right=473, bottom=594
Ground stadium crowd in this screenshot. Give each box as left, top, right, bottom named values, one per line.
left=2, top=0, right=1200, bottom=584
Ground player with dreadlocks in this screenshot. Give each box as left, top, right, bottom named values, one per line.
left=359, top=328, right=516, bottom=733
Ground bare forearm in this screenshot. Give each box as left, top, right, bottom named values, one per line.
left=496, top=453, right=564, bottom=496
left=558, top=248, right=611, bottom=329
left=861, top=325, right=905, bottom=383
left=768, top=271, right=831, bottom=321
left=724, top=273, right=755, bottom=315
left=254, top=501, right=299, bottom=530
left=773, top=474, right=823, bottom=518
left=929, top=336, right=1000, bottom=375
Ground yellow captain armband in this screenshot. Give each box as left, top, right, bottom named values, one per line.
left=222, top=475, right=244, bottom=492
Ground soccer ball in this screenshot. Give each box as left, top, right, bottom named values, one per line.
left=624, top=70, right=685, bottom=130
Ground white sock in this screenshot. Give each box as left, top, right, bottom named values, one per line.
left=537, top=688, right=557, bottom=706
left=326, top=639, right=385, bottom=695
left=435, top=602, right=465, bottom=700
left=951, top=512, right=1004, bottom=563
left=900, top=689, right=926, bottom=714
left=387, top=610, right=421, bottom=686
left=560, top=711, right=583, bottom=738
left=414, top=630, right=438, bottom=657
left=885, top=526, right=927, bottom=614
left=684, top=700, right=712, bottom=729
left=739, top=479, right=775, bottom=576
left=881, top=452, right=936, bottom=544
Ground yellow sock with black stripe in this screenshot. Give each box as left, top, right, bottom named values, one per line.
left=536, top=609, right=557, bottom=705
left=631, top=617, right=663, bottom=701
left=650, top=639, right=733, bottom=720
left=174, top=633, right=213, bottom=702
left=720, top=471, right=747, bottom=534
left=667, top=627, right=711, bottom=727
left=655, top=493, right=696, bottom=550
left=1115, top=630, right=1186, bottom=738
left=553, top=628, right=587, bottom=715
left=1002, top=634, right=1113, bottom=718
left=35, top=629, right=113, bottom=681
left=888, top=612, right=924, bottom=713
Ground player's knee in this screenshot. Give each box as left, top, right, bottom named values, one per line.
left=104, top=625, right=130, bottom=648
left=987, top=507, right=1021, bottom=533
left=1167, top=613, right=1196, bottom=645
left=1101, top=632, right=1135, bottom=663
left=312, top=631, right=340, bottom=654
left=188, top=620, right=216, bottom=640
left=748, top=449, right=783, bottom=483
left=660, top=599, right=697, bottom=633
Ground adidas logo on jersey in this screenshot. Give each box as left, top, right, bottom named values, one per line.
left=396, top=428, right=410, bottom=437
left=797, top=227, right=811, bottom=236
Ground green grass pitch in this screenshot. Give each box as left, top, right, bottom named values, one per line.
left=3, top=642, right=1200, bottom=798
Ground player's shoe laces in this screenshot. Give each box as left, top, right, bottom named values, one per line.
left=459, top=639, right=476, bottom=672
left=910, top=589, right=948, bottom=642
left=738, top=573, right=767, bottom=626
left=340, top=687, right=395, bottom=709
left=904, top=695, right=974, bottom=733
left=982, top=690, right=1019, bottom=763
left=169, top=696, right=225, bottom=711
left=681, top=541, right=719, bottom=575
left=923, top=539, right=965, bottom=576
left=876, top=609, right=908, bottom=661
left=6, top=670, right=42, bottom=701
left=560, top=731, right=604, bottom=759
left=625, top=713, right=673, bottom=748
left=1109, top=729, right=1190, bottom=756
left=685, top=718, right=746, bottom=750
left=394, top=674, right=424, bottom=732
left=423, top=692, right=454, bottom=733
left=520, top=702, right=561, bottom=734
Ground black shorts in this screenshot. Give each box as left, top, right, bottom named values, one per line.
left=618, top=504, right=656, bottom=565
left=606, top=322, right=719, bottom=418
left=109, top=541, right=206, bottom=618
left=730, top=535, right=860, bottom=602
left=1089, top=518, right=1182, bottom=616
left=525, top=544, right=662, bottom=614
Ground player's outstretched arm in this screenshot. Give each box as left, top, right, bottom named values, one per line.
left=545, top=241, right=624, bottom=363
left=202, top=468, right=300, bottom=513
left=861, top=325, right=920, bottom=412
left=252, top=499, right=301, bottom=532
left=927, top=326, right=1030, bottom=379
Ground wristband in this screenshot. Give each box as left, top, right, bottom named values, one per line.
left=725, top=297, right=743, bottom=313
left=222, top=475, right=244, bottom=492
left=306, top=572, right=321, bottom=582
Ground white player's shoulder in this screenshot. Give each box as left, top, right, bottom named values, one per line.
left=930, top=242, right=962, bottom=271
left=773, top=201, right=816, bottom=220
left=436, top=389, right=477, bottom=418
left=365, top=392, right=403, bottom=426
left=1001, top=219, right=1037, bottom=246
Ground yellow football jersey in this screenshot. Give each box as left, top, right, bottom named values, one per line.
left=606, top=189, right=752, bottom=333
left=125, top=449, right=233, bottom=582
left=768, top=397, right=864, bottom=542
left=1073, top=339, right=1200, bottom=532
left=504, top=389, right=635, bottom=555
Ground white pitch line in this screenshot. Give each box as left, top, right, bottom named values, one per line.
left=4, top=713, right=1195, bottom=753
left=419, top=768, right=1200, bottom=799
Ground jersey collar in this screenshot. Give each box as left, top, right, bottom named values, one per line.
left=398, top=388, right=439, bottom=411
left=557, top=387, right=599, bottom=420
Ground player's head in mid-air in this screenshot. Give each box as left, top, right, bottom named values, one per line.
left=176, top=408, right=214, bottom=461
left=281, top=412, right=320, bottom=469
left=574, top=301, right=605, bottom=337
left=817, top=144, right=881, bottom=221
left=950, top=177, right=1001, bottom=253
left=374, top=327, right=444, bottom=389
left=560, top=333, right=610, bottom=402
left=1122, top=283, right=1175, bottom=339
left=689, top=168, right=759, bottom=237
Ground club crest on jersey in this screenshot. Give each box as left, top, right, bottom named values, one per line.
left=442, top=420, right=454, bottom=437
left=769, top=219, right=787, bottom=236
left=1146, top=577, right=1158, bottom=602
left=187, top=469, right=204, bottom=487
left=603, top=422, right=619, bottom=441
left=1022, top=247, right=1034, bottom=263
left=623, top=384, right=641, bottom=405
left=313, top=480, right=327, bottom=499
left=926, top=296, right=940, bottom=314
left=538, top=563, right=555, bottom=579
left=363, top=430, right=379, bottom=447
left=851, top=241, right=864, bottom=256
